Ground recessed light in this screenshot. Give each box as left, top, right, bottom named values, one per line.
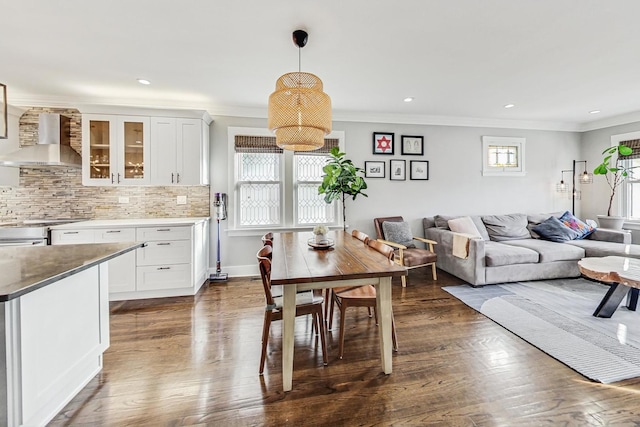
left=589, top=110, right=601, bottom=114
left=137, top=78, right=151, bottom=85
left=504, top=104, right=515, bottom=109
left=404, top=97, right=414, bottom=103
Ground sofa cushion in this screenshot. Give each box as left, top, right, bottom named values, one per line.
left=382, top=220, right=416, bottom=248
left=482, top=213, right=530, bottom=241
left=559, top=211, right=595, bottom=239
left=566, top=240, right=640, bottom=258
left=447, top=216, right=482, bottom=238
left=532, top=216, right=580, bottom=242
left=484, top=241, right=539, bottom=267
left=501, top=239, right=585, bottom=262
left=527, top=212, right=564, bottom=238
left=434, top=214, right=490, bottom=240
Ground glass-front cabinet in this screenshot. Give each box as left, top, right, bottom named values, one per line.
left=82, top=115, right=150, bottom=185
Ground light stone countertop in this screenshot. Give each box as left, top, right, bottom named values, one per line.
left=0, top=242, right=143, bottom=301
left=49, top=217, right=210, bottom=229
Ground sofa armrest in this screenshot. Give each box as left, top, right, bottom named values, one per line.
left=425, top=227, right=487, bottom=286
left=588, top=228, right=632, bottom=244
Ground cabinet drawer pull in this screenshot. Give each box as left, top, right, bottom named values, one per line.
left=157, top=267, right=171, bottom=270
left=106, top=230, right=121, bottom=233
left=156, top=228, right=171, bottom=232
left=63, top=231, right=79, bottom=235
left=171, top=173, right=175, bottom=183
left=157, top=242, right=171, bottom=246
left=176, top=173, right=180, bottom=183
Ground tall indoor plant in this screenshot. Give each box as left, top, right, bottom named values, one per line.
left=318, top=147, right=367, bottom=230
left=593, top=143, right=633, bottom=228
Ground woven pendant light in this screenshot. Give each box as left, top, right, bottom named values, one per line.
left=268, top=30, right=332, bottom=151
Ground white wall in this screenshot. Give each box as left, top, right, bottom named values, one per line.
left=209, top=116, right=582, bottom=276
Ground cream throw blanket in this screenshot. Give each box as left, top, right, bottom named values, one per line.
left=452, top=232, right=478, bottom=259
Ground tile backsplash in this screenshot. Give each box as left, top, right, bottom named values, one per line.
left=0, top=107, right=210, bottom=222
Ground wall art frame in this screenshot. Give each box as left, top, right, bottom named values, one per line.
left=372, top=132, right=394, bottom=155
left=410, top=160, right=429, bottom=180
left=390, top=159, right=406, bottom=181
left=401, top=135, right=423, bottom=155
left=364, top=161, right=385, bottom=178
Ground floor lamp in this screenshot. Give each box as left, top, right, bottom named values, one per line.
left=556, top=160, right=592, bottom=214
left=210, top=192, right=228, bottom=282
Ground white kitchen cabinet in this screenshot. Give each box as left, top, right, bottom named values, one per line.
left=150, top=117, right=209, bottom=185
left=82, top=115, right=150, bottom=186
left=135, top=226, right=192, bottom=291
left=82, top=109, right=210, bottom=187
left=51, top=227, right=137, bottom=294
left=50, top=218, right=209, bottom=301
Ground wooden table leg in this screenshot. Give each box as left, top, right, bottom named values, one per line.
left=282, top=284, right=296, bottom=392
left=375, top=276, right=393, bottom=374
left=593, top=282, right=630, bottom=318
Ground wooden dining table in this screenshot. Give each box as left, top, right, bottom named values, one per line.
left=270, top=230, right=407, bottom=392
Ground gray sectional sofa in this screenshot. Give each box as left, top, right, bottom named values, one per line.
left=423, top=213, right=640, bottom=286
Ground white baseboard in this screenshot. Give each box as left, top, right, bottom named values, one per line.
left=208, top=264, right=258, bottom=278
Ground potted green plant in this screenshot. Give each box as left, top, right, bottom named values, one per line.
left=318, top=147, right=368, bottom=231
left=593, top=144, right=634, bottom=229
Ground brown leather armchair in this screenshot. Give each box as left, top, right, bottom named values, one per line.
left=373, top=216, right=437, bottom=287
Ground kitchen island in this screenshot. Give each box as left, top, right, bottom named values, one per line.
left=0, top=242, right=142, bottom=427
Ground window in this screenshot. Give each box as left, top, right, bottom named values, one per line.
left=229, top=127, right=343, bottom=230
left=615, top=131, right=640, bottom=219
left=295, top=154, right=337, bottom=225
left=482, top=136, right=526, bottom=176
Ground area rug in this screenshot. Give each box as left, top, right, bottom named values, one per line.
left=443, top=278, right=640, bottom=383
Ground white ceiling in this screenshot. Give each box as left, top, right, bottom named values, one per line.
left=3, top=0, right=640, bottom=131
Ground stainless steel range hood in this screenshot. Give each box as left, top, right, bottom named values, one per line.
left=0, top=113, right=82, bottom=168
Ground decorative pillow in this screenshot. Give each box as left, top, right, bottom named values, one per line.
left=481, top=213, right=530, bottom=241
left=531, top=216, right=581, bottom=243
left=559, top=211, right=595, bottom=239
left=447, top=216, right=482, bottom=239
left=434, top=215, right=457, bottom=228
left=382, top=221, right=416, bottom=248
left=527, top=212, right=564, bottom=239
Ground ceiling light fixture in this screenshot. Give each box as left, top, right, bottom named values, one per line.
left=404, top=97, right=414, bottom=103
left=268, top=29, right=332, bottom=151
left=137, top=79, right=151, bottom=85
left=504, top=104, right=515, bottom=109
left=589, top=110, right=601, bottom=114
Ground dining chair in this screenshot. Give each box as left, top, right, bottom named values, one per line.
left=373, top=216, right=438, bottom=287
left=324, top=229, right=373, bottom=324
left=351, top=229, right=370, bottom=244
left=257, top=245, right=328, bottom=374
left=328, top=238, right=398, bottom=359
left=261, top=232, right=274, bottom=246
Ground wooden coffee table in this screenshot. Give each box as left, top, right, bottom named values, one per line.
left=578, top=256, right=640, bottom=318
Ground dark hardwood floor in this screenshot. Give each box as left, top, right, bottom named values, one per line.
left=49, top=269, right=640, bottom=426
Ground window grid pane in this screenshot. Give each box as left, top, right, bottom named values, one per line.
left=488, top=145, right=519, bottom=168
left=295, top=155, right=336, bottom=225
left=239, top=183, right=281, bottom=226
left=296, top=155, right=327, bottom=181
left=297, top=183, right=336, bottom=224
left=239, top=153, right=280, bottom=181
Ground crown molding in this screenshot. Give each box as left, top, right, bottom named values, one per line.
left=9, top=93, right=640, bottom=133
left=578, top=111, right=640, bottom=132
